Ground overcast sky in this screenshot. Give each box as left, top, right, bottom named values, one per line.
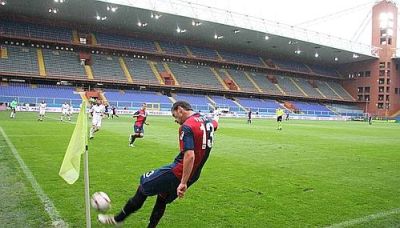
left=187, top=0, right=385, bottom=45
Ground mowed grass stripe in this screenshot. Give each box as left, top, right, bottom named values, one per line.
left=0, top=111, right=399, bottom=227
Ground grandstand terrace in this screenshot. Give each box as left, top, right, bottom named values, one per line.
left=0, top=0, right=388, bottom=117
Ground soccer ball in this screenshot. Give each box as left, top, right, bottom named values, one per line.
left=91, top=192, right=111, bottom=211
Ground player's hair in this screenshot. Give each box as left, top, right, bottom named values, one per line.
left=171, top=101, right=193, bottom=111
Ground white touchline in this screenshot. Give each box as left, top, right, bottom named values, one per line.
left=0, top=127, right=68, bottom=228
left=326, top=207, right=400, bottom=228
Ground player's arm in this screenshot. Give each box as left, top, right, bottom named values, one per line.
left=177, top=150, right=194, bottom=198
left=177, top=125, right=195, bottom=198
left=132, top=111, right=140, bottom=117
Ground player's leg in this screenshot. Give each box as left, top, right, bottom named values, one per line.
left=147, top=195, right=167, bottom=228
left=98, top=186, right=147, bottom=225
left=90, top=119, right=97, bottom=138
left=129, top=126, right=141, bottom=146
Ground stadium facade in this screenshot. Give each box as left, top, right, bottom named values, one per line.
left=0, top=0, right=399, bottom=118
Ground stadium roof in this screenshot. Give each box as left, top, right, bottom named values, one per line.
left=0, top=0, right=379, bottom=65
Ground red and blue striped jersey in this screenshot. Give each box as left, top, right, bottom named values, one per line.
left=171, top=113, right=218, bottom=181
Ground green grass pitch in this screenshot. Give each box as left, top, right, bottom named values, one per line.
left=0, top=111, right=399, bottom=227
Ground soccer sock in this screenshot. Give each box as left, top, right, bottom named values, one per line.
left=147, top=196, right=167, bottom=228
left=130, top=135, right=136, bottom=144
left=114, top=187, right=147, bottom=222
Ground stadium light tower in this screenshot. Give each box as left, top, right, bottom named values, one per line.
left=340, top=0, right=400, bottom=117
left=369, top=0, right=398, bottom=117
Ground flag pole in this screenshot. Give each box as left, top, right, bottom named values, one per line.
left=84, top=144, right=91, bottom=228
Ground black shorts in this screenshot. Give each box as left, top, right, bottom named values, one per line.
left=277, top=116, right=282, bottom=122
left=140, top=165, right=180, bottom=203
left=134, top=125, right=144, bottom=134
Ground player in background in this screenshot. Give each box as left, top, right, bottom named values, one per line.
left=129, top=103, right=148, bottom=147
left=285, top=110, right=290, bottom=121
left=368, top=113, right=372, bottom=125
left=60, top=101, right=71, bottom=121
left=67, top=104, right=73, bottom=120
left=9, top=99, right=18, bottom=118
left=38, top=100, right=47, bottom=121
left=111, top=105, right=119, bottom=119
left=89, top=100, right=105, bottom=139
left=276, top=107, right=285, bottom=130
left=247, top=109, right=252, bottom=124
left=98, top=101, right=219, bottom=227
left=104, top=104, right=110, bottom=119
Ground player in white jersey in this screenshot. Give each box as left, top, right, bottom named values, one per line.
left=38, top=100, right=47, bottom=121
left=60, top=102, right=71, bottom=121
left=89, top=100, right=105, bottom=139
left=67, top=104, right=73, bottom=120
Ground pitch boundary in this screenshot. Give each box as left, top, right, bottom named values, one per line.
left=326, top=207, right=400, bottom=227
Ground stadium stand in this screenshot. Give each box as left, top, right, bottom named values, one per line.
left=174, top=93, right=212, bottom=111
left=0, top=83, right=81, bottom=106
left=166, top=62, right=223, bottom=89
left=218, top=50, right=263, bottom=66
left=209, top=95, right=242, bottom=112
left=0, top=20, right=72, bottom=43
left=91, top=54, right=126, bottom=82
left=104, top=89, right=171, bottom=111
left=0, top=45, right=38, bottom=75
left=188, top=46, right=220, bottom=60
left=123, top=58, right=160, bottom=84
left=272, top=59, right=310, bottom=74
left=291, top=101, right=334, bottom=116
left=225, top=69, right=259, bottom=92
left=292, top=77, right=323, bottom=99
left=236, top=97, right=280, bottom=114
left=275, top=75, right=304, bottom=97
left=308, top=64, right=339, bottom=77
left=327, top=103, right=364, bottom=117
left=95, top=33, right=157, bottom=52
left=158, top=42, right=188, bottom=56
left=316, top=80, right=342, bottom=100
left=326, top=81, right=354, bottom=101
left=42, top=49, right=86, bottom=79
left=250, top=72, right=283, bottom=95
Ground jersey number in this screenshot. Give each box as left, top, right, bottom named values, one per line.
left=200, top=122, right=214, bottom=149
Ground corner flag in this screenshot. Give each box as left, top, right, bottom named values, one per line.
left=59, top=101, right=88, bottom=184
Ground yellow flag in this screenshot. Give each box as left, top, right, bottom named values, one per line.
left=59, top=101, right=87, bottom=184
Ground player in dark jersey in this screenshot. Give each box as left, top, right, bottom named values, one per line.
left=98, top=101, right=219, bottom=227
left=111, top=105, right=119, bottom=119
left=129, top=103, right=148, bottom=147
left=247, top=109, right=252, bottom=124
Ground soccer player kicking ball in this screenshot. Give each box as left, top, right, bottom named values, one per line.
left=98, top=101, right=219, bottom=227
left=129, top=103, right=148, bottom=147
left=89, top=100, right=105, bottom=139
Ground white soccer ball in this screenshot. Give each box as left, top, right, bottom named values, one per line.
left=91, top=192, right=111, bottom=211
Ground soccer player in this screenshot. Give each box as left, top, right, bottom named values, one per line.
left=129, top=103, right=148, bottom=147
left=247, top=109, right=252, bottom=124
left=111, top=105, right=119, bottom=119
left=89, top=100, right=105, bottom=139
left=9, top=99, right=17, bottom=118
left=38, top=100, right=47, bottom=121
left=67, top=104, right=73, bottom=121
left=60, top=101, right=71, bottom=121
left=98, top=101, right=219, bottom=227
left=276, top=107, right=284, bottom=130
left=104, top=104, right=110, bottom=119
